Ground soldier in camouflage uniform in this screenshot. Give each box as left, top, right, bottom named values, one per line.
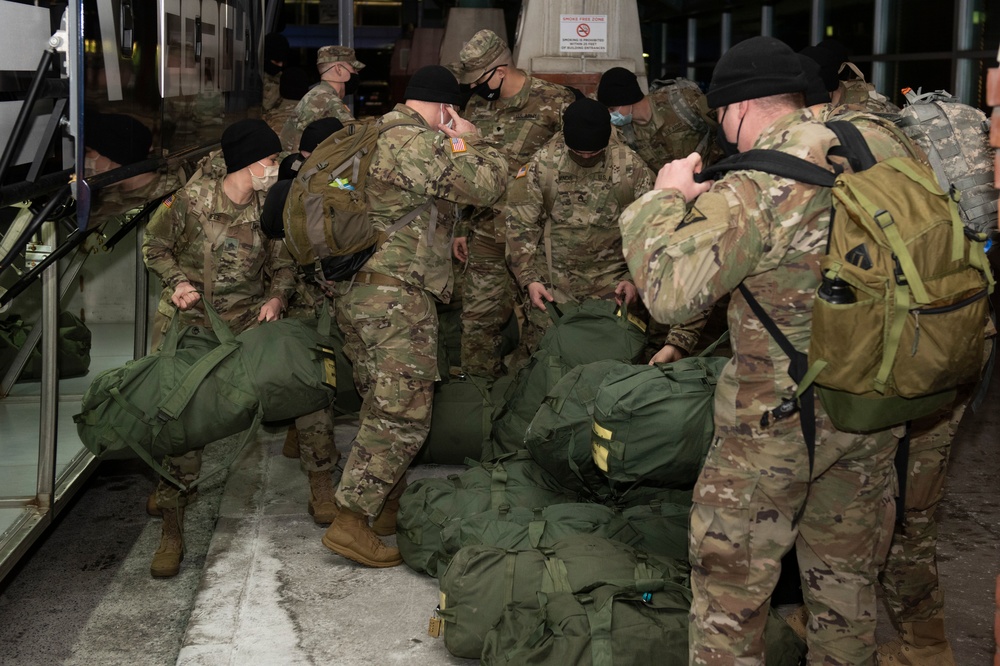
left=800, top=42, right=900, bottom=115
left=279, top=45, right=363, bottom=153
left=262, top=33, right=290, bottom=115
left=619, top=38, right=907, bottom=665
left=320, top=65, right=506, bottom=568
left=597, top=66, right=720, bottom=172
left=506, top=98, right=653, bottom=357
left=263, top=66, right=310, bottom=138
left=451, top=29, right=574, bottom=378
left=143, top=120, right=299, bottom=578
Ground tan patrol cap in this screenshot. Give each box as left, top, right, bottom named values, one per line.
left=455, top=29, right=510, bottom=84
left=316, top=45, right=365, bottom=70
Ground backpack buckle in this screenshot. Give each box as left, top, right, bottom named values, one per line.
left=893, top=256, right=908, bottom=285
left=874, top=209, right=894, bottom=229
left=760, top=397, right=799, bottom=428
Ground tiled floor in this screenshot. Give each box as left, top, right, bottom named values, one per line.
left=0, top=322, right=135, bottom=537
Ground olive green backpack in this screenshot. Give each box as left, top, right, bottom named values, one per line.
left=437, top=535, right=687, bottom=659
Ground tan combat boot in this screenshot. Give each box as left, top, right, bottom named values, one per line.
left=876, top=619, right=955, bottom=666
left=150, top=507, right=185, bottom=578
left=307, top=470, right=338, bottom=524
left=146, top=489, right=197, bottom=517
left=282, top=425, right=300, bottom=459
left=372, top=477, right=407, bottom=537
left=322, top=506, right=403, bottom=568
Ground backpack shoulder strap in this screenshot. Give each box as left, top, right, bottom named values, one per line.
left=826, top=120, right=877, bottom=171
left=695, top=149, right=837, bottom=187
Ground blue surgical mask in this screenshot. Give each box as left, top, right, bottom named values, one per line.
left=610, top=110, right=632, bottom=126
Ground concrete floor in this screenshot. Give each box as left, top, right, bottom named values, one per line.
left=0, top=367, right=997, bottom=665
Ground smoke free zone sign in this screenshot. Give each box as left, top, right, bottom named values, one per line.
left=559, top=15, right=608, bottom=53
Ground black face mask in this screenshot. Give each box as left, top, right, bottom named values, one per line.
left=343, top=72, right=360, bottom=96
left=568, top=150, right=605, bottom=168
left=472, top=68, right=503, bottom=101
left=715, top=107, right=741, bottom=157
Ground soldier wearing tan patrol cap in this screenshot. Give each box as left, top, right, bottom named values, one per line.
left=450, top=29, right=574, bottom=378
left=279, top=45, right=365, bottom=153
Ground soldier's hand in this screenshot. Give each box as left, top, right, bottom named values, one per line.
left=649, top=344, right=684, bottom=365
left=258, top=297, right=283, bottom=322
left=453, top=236, right=469, bottom=263
left=656, top=153, right=712, bottom=202
left=528, top=282, right=554, bottom=311
left=171, top=281, right=201, bottom=310
left=615, top=281, right=638, bottom=307
left=441, top=107, right=478, bottom=138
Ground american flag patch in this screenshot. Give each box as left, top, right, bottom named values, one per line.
left=162, top=195, right=174, bottom=208
left=515, top=165, right=528, bottom=179
left=450, top=137, right=467, bottom=153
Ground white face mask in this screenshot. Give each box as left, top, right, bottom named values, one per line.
left=439, top=105, right=455, bottom=131
left=250, top=160, right=279, bottom=192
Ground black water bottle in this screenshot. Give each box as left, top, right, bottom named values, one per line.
left=817, top=276, right=856, bottom=304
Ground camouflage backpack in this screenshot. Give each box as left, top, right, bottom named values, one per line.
left=282, top=118, right=435, bottom=280
left=896, top=87, right=999, bottom=245
left=648, top=77, right=714, bottom=156
left=837, top=62, right=900, bottom=114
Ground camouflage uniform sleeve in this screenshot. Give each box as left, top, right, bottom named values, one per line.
left=142, top=194, right=191, bottom=289
left=619, top=178, right=766, bottom=325
left=262, top=73, right=281, bottom=113
left=504, top=161, right=546, bottom=289
left=389, top=130, right=507, bottom=207
left=663, top=308, right=710, bottom=354
left=630, top=156, right=655, bottom=201
left=264, top=239, right=297, bottom=309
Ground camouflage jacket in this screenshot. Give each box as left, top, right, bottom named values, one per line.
left=279, top=81, right=355, bottom=153
left=263, top=71, right=282, bottom=114
left=358, top=104, right=507, bottom=302
left=264, top=97, right=298, bottom=139
left=89, top=166, right=187, bottom=225
left=619, top=108, right=911, bottom=434
left=463, top=75, right=575, bottom=241
left=621, top=80, right=718, bottom=172
left=143, top=174, right=297, bottom=334
left=506, top=136, right=653, bottom=302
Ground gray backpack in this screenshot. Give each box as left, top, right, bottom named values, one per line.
left=896, top=88, right=999, bottom=244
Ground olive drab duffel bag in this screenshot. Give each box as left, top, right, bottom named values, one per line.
left=414, top=374, right=512, bottom=465
left=591, top=354, right=731, bottom=490
left=436, top=535, right=688, bottom=659
left=487, top=300, right=647, bottom=460
left=75, top=301, right=338, bottom=489
left=480, top=582, right=808, bottom=666
left=0, top=311, right=92, bottom=381
left=397, top=452, right=575, bottom=576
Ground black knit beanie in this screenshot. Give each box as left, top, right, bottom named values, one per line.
left=798, top=54, right=831, bottom=106
left=800, top=45, right=841, bottom=93
left=707, top=36, right=808, bottom=109
left=300, top=117, right=344, bottom=153
left=562, top=98, right=611, bottom=153
left=816, top=38, right=852, bottom=80
left=221, top=119, right=281, bottom=173
left=597, top=67, right=644, bottom=107
left=86, top=113, right=153, bottom=166
left=405, top=65, right=464, bottom=106
left=279, top=66, right=311, bottom=101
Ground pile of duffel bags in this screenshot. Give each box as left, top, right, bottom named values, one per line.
left=397, top=299, right=808, bottom=664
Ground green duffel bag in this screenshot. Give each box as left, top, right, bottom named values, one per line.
left=75, top=302, right=337, bottom=488
left=437, top=534, right=687, bottom=659
left=397, top=452, right=575, bottom=576
left=524, top=359, right=630, bottom=501
left=622, top=494, right=693, bottom=564
left=591, top=354, right=731, bottom=490
left=537, top=299, right=648, bottom=368
left=415, top=375, right=510, bottom=465
left=481, top=583, right=808, bottom=666
left=0, top=311, right=93, bottom=381
left=437, top=503, right=641, bottom=574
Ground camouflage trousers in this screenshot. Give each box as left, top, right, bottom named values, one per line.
left=294, top=403, right=340, bottom=472
left=689, top=408, right=897, bottom=666
left=879, top=396, right=969, bottom=627
left=333, top=282, right=438, bottom=517
left=460, top=235, right=516, bottom=378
